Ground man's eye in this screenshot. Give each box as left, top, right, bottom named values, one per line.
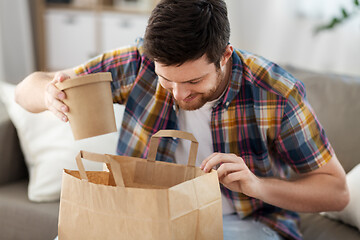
left=189, top=80, right=201, bottom=85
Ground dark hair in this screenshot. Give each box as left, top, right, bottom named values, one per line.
left=144, top=0, right=230, bottom=68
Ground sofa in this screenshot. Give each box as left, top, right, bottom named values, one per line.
left=0, top=65, right=359, bottom=240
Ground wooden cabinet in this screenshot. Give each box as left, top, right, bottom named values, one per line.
left=36, top=0, right=157, bottom=71
left=45, top=9, right=97, bottom=70
left=100, top=12, right=148, bottom=52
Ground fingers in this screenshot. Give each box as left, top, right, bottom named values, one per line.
left=200, top=153, right=244, bottom=173
left=54, top=72, right=71, bottom=83
left=47, top=98, right=68, bottom=122
left=200, top=153, right=260, bottom=195
left=46, top=81, right=66, bottom=101
left=221, top=171, right=240, bottom=186
left=217, top=162, right=244, bottom=179
left=220, top=171, right=247, bottom=193
left=221, top=170, right=261, bottom=197
left=200, top=153, right=221, bottom=171
left=45, top=72, right=71, bottom=122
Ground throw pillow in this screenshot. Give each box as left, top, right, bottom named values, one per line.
left=0, top=82, right=124, bottom=202
left=321, top=163, right=360, bottom=231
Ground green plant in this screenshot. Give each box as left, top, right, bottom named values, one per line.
left=315, top=0, right=360, bottom=33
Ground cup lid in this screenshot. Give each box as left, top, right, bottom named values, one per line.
left=55, top=72, right=112, bottom=90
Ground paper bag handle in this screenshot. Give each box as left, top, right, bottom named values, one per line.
left=75, top=151, right=125, bottom=187
left=147, top=130, right=198, bottom=167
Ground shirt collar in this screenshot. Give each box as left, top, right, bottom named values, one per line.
left=213, top=50, right=243, bottom=110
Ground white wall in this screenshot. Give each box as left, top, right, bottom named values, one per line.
left=226, top=0, right=360, bottom=77
left=0, top=0, right=35, bottom=84
left=0, top=26, right=4, bottom=82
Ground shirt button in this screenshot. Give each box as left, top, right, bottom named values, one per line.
left=225, top=102, right=230, bottom=107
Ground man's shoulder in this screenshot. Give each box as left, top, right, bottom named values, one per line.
left=234, top=49, right=302, bottom=99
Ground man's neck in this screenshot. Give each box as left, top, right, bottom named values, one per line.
left=209, top=57, right=232, bottom=101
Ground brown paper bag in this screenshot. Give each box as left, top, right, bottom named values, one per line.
left=58, top=130, right=223, bottom=240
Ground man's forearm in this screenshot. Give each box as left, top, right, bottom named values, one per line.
left=15, top=68, right=76, bottom=114
left=15, top=71, right=54, bottom=113
left=255, top=158, right=349, bottom=212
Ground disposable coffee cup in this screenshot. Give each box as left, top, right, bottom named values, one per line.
left=56, top=72, right=117, bottom=140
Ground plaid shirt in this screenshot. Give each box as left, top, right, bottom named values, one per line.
left=74, top=39, right=334, bottom=240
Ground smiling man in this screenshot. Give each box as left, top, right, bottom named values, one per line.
left=155, top=52, right=232, bottom=110
left=15, top=0, right=349, bottom=239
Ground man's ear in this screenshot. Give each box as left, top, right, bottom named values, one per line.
left=220, top=45, right=233, bottom=68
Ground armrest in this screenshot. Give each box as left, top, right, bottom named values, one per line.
left=0, top=115, right=27, bottom=186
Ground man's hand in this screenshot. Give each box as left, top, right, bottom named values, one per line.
left=200, top=153, right=261, bottom=198
left=201, top=153, right=349, bottom=212
left=15, top=68, right=76, bottom=118
left=44, top=72, right=71, bottom=122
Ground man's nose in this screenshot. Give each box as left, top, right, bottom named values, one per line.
left=172, top=83, right=190, bottom=101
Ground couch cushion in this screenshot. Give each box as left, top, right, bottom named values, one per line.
left=0, top=82, right=124, bottom=202
left=284, top=66, right=360, bottom=173
left=0, top=100, right=27, bottom=185
left=0, top=180, right=59, bottom=240
left=321, top=163, right=360, bottom=232
left=300, top=212, right=360, bottom=240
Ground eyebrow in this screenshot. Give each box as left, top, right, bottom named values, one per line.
left=155, top=72, right=207, bottom=83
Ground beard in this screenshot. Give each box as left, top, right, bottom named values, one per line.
left=175, top=70, right=225, bottom=111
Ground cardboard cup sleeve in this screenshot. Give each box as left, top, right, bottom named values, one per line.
left=56, top=72, right=117, bottom=140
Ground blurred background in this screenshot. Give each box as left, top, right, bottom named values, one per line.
left=0, top=0, right=359, bottom=84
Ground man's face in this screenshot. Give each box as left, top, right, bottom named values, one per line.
left=155, top=55, right=226, bottom=111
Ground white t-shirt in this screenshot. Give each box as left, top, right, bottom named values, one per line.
left=175, top=100, right=236, bottom=215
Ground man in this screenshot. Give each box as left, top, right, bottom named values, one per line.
left=15, top=0, right=349, bottom=239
